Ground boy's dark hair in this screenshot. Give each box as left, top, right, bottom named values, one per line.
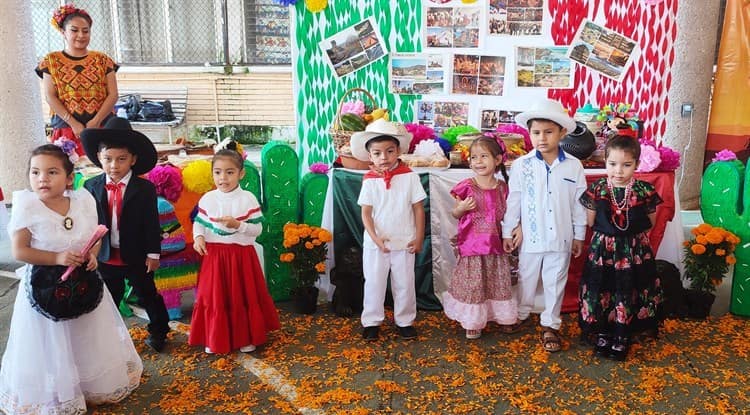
left=526, top=118, right=564, bottom=130
left=212, top=149, right=245, bottom=170
left=365, top=135, right=401, bottom=152
left=470, top=137, right=509, bottom=182
left=30, top=144, right=75, bottom=175
left=98, top=140, right=135, bottom=155
left=605, top=134, right=641, bottom=161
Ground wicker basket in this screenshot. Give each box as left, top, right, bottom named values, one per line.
left=330, top=87, right=377, bottom=169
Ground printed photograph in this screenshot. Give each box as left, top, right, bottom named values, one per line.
left=515, top=46, right=572, bottom=88
left=320, top=17, right=388, bottom=78
left=390, top=53, right=446, bottom=95
left=567, top=19, right=639, bottom=82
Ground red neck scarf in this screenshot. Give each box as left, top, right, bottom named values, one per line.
left=363, top=161, right=413, bottom=189
left=105, top=181, right=125, bottom=229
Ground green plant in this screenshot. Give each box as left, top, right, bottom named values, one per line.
left=683, top=223, right=739, bottom=293
left=279, top=223, right=331, bottom=289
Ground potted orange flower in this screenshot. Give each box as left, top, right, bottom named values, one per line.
left=279, top=222, right=332, bottom=314
left=682, top=223, right=740, bottom=317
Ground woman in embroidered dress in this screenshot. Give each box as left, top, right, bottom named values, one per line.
left=36, top=4, right=119, bottom=156
left=443, top=137, right=521, bottom=339
left=0, top=144, right=141, bottom=414
left=578, top=135, right=664, bottom=361
left=189, top=149, right=280, bottom=354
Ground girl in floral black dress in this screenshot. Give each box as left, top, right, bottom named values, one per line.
left=578, top=135, right=664, bottom=361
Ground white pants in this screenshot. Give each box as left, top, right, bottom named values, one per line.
left=517, top=251, right=570, bottom=330
left=361, top=248, right=417, bottom=328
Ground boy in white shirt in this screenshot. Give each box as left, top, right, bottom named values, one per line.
left=350, top=120, right=427, bottom=341
left=502, top=99, right=587, bottom=352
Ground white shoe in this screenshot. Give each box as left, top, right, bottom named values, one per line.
left=240, top=345, right=256, bottom=353
left=466, top=329, right=482, bottom=339
left=204, top=347, right=214, bottom=354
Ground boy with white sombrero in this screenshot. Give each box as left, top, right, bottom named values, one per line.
left=81, top=117, right=170, bottom=352
left=351, top=119, right=427, bottom=341
left=501, top=99, right=587, bottom=353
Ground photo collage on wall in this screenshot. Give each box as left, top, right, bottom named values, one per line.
left=480, top=109, right=521, bottom=131
left=515, top=46, right=572, bottom=88
left=452, top=54, right=506, bottom=96
left=488, top=0, right=544, bottom=36
left=567, top=19, right=639, bottom=82
left=390, top=54, right=447, bottom=95
left=320, top=17, right=388, bottom=78
left=416, top=100, right=469, bottom=132
left=425, top=5, right=481, bottom=48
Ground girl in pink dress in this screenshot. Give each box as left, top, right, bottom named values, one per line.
left=443, top=137, right=521, bottom=339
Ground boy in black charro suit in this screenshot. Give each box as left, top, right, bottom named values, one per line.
left=81, top=117, right=170, bottom=352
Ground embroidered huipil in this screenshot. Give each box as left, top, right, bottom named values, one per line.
left=193, top=187, right=263, bottom=245
left=502, top=149, right=587, bottom=253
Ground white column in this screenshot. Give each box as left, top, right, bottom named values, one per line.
left=664, top=2, right=722, bottom=210
left=0, top=0, right=46, bottom=195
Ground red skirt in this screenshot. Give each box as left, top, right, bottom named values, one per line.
left=188, top=243, right=280, bottom=353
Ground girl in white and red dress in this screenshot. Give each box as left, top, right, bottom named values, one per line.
left=189, top=149, right=279, bottom=354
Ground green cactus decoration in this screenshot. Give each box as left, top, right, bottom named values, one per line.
left=255, top=141, right=329, bottom=301
left=700, top=159, right=750, bottom=316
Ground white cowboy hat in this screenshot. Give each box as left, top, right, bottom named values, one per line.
left=514, top=99, right=576, bottom=133
left=350, top=119, right=412, bottom=161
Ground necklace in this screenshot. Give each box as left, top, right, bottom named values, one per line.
left=607, top=179, right=633, bottom=231
left=63, top=216, right=74, bottom=230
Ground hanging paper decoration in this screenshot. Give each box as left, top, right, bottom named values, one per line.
left=305, top=0, right=327, bottom=13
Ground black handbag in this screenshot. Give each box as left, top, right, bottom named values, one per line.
left=27, top=265, right=104, bottom=322
left=137, top=100, right=176, bottom=122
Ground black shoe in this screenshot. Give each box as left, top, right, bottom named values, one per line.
left=594, top=334, right=611, bottom=357
left=145, top=335, right=166, bottom=353
left=397, top=325, right=417, bottom=340
left=362, top=326, right=379, bottom=341
left=608, top=337, right=629, bottom=361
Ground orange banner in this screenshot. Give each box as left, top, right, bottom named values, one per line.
left=705, top=0, right=750, bottom=164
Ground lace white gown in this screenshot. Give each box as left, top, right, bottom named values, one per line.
left=0, top=189, right=142, bottom=414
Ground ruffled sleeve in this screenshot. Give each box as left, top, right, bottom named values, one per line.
left=450, top=178, right=473, bottom=201
left=579, top=178, right=606, bottom=210
left=7, top=190, right=39, bottom=236
left=636, top=180, right=663, bottom=214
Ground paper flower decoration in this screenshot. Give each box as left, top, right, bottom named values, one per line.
left=181, top=160, right=214, bottom=194
left=413, top=139, right=445, bottom=157
left=309, top=162, right=330, bottom=175
left=148, top=164, right=183, bottom=202
left=637, top=144, right=661, bottom=172
left=639, top=138, right=680, bottom=171
left=712, top=149, right=738, bottom=162
left=340, top=100, right=365, bottom=117
left=53, top=137, right=80, bottom=164
left=305, top=0, right=327, bottom=12
left=441, top=125, right=479, bottom=146
left=405, top=123, right=437, bottom=153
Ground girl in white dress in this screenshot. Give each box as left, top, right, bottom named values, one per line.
left=0, top=144, right=142, bottom=414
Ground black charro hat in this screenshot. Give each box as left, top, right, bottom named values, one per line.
left=80, top=117, right=158, bottom=175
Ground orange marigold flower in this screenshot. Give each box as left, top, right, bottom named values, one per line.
left=695, top=235, right=708, bottom=245
left=726, top=255, right=736, bottom=265
left=691, top=244, right=706, bottom=255
left=705, top=231, right=724, bottom=245
left=315, top=262, right=326, bottom=273
left=715, top=248, right=726, bottom=256
left=280, top=253, right=295, bottom=262
left=682, top=240, right=690, bottom=247
left=695, top=223, right=713, bottom=235
left=305, top=241, right=314, bottom=250
left=319, top=229, right=333, bottom=243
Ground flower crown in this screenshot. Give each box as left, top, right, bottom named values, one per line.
left=53, top=137, right=80, bottom=165
left=51, top=4, right=90, bottom=32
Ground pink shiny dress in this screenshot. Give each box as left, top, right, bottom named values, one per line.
left=442, top=178, right=518, bottom=330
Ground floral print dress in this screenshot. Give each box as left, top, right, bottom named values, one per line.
left=578, top=178, right=664, bottom=340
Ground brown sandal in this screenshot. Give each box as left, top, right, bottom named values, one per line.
left=540, top=328, right=562, bottom=353
left=500, top=318, right=530, bottom=334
